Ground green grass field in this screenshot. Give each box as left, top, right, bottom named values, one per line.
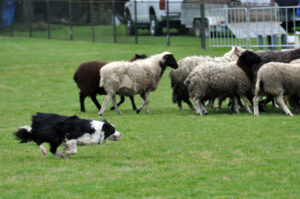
left=0, top=36, right=300, bottom=198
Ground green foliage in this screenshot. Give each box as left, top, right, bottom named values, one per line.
left=0, top=36, right=300, bottom=198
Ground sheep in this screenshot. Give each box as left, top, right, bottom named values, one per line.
left=169, top=46, right=246, bottom=111
left=73, top=54, right=147, bottom=112
left=185, top=61, right=252, bottom=116
left=290, top=59, right=300, bottom=64
left=253, top=61, right=300, bottom=116
left=98, top=52, right=178, bottom=116
left=237, top=48, right=300, bottom=110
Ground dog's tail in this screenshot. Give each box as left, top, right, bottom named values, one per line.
left=14, top=126, right=33, bottom=143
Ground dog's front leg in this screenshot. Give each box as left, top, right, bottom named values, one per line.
left=63, top=139, right=78, bottom=157
left=39, top=144, right=47, bottom=156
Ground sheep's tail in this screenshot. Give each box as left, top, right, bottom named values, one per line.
left=14, top=126, right=33, bottom=143
left=73, top=73, right=78, bottom=83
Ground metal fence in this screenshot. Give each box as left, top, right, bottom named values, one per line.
left=0, top=0, right=198, bottom=46
left=1, top=0, right=300, bottom=49
left=208, top=6, right=300, bottom=49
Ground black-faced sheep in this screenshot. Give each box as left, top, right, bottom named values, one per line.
left=169, top=46, right=246, bottom=111
left=253, top=61, right=300, bottom=116
left=73, top=54, right=147, bottom=112
left=237, top=48, right=300, bottom=110
left=185, top=61, right=252, bottom=116
left=98, top=52, right=178, bottom=116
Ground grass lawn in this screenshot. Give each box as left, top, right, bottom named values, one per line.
left=0, top=36, right=299, bottom=198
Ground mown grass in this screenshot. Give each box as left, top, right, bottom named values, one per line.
left=0, top=36, right=300, bottom=198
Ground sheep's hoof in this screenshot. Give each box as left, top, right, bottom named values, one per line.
left=196, top=113, right=202, bottom=116
left=98, top=113, right=103, bottom=116
left=110, top=106, right=115, bottom=111
left=203, top=112, right=208, bottom=115
left=136, top=110, right=141, bottom=114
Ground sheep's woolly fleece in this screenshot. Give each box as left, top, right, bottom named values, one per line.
left=100, top=52, right=172, bottom=95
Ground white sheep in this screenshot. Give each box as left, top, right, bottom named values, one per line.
left=170, top=46, right=246, bottom=111
left=98, top=52, right=178, bottom=116
left=253, top=62, right=300, bottom=116
left=185, top=61, right=252, bottom=116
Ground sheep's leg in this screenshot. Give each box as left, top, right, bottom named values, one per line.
left=241, top=96, right=252, bottom=113
left=217, top=97, right=223, bottom=111
left=98, top=93, right=112, bottom=116
left=199, top=101, right=208, bottom=115
left=111, top=95, right=122, bottom=116
left=275, top=94, right=294, bottom=116
left=90, top=95, right=101, bottom=110
left=129, top=96, right=137, bottom=110
left=187, top=100, right=194, bottom=111
left=253, top=95, right=262, bottom=117
left=145, top=93, right=150, bottom=113
left=208, top=98, right=215, bottom=109
left=177, top=100, right=182, bottom=111
left=272, top=97, right=279, bottom=108
left=193, top=98, right=203, bottom=116
left=233, top=96, right=240, bottom=114
left=110, top=96, right=125, bottom=110
left=79, top=93, right=86, bottom=112
left=137, top=92, right=150, bottom=114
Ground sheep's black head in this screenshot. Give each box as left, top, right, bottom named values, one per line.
left=237, top=50, right=261, bottom=82
left=161, top=53, right=178, bottom=69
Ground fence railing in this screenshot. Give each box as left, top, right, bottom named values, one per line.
left=209, top=6, right=300, bottom=49
left=1, top=0, right=300, bottom=49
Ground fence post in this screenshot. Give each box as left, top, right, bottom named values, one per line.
left=9, top=0, right=13, bottom=37
left=46, top=0, right=50, bottom=39
left=134, top=0, right=138, bottom=44
left=90, top=0, right=95, bottom=42
left=69, top=0, right=73, bottom=40
left=200, top=3, right=205, bottom=50
left=28, top=0, right=32, bottom=38
left=246, top=8, right=250, bottom=49
left=112, top=0, right=117, bottom=43
left=166, top=0, right=170, bottom=46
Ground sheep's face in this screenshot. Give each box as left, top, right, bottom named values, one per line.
left=162, top=54, right=178, bottom=69
left=237, top=50, right=261, bottom=69
left=237, top=50, right=262, bottom=82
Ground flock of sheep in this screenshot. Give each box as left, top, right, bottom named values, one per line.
left=73, top=47, right=300, bottom=117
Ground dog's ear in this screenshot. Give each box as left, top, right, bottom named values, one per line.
left=102, top=122, right=115, bottom=140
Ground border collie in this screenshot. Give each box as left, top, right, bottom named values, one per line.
left=14, top=112, right=121, bottom=158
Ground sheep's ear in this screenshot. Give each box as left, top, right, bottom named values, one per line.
left=234, top=46, right=239, bottom=55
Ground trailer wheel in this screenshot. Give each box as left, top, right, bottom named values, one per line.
left=149, top=14, right=162, bottom=36
left=193, top=19, right=209, bottom=37
left=126, top=13, right=135, bottom=36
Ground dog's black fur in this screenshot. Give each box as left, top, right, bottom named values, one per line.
left=14, top=112, right=118, bottom=157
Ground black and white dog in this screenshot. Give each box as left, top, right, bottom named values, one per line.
left=14, top=112, right=121, bottom=158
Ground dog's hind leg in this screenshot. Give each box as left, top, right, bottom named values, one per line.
left=50, top=143, right=68, bottom=159
left=39, top=144, right=47, bottom=156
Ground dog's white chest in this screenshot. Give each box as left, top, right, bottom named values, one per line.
left=77, top=131, right=103, bottom=145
